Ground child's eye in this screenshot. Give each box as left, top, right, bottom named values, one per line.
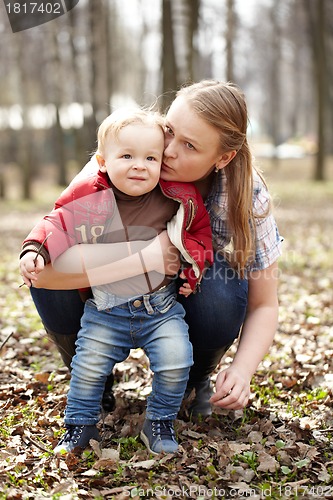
left=186, top=142, right=195, bottom=150
left=122, top=154, right=132, bottom=159
left=147, top=156, right=157, bottom=161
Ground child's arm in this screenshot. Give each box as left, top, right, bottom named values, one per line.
left=19, top=232, right=54, bottom=286
left=25, top=231, right=181, bottom=290
left=20, top=252, right=46, bottom=287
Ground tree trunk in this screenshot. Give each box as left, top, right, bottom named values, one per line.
left=49, top=25, right=67, bottom=186
left=304, top=0, right=327, bottom=180
left=269, top=5, right=282, bottom=169
left=161, top=0, right=178, bottom=112
left=226, top=0, right=235, bottom=82
left=67, top=3, right=89, bottom=170
left=183, top=0, right=200, bottom=81
left=326, top=0, right=333, bottom=154
left=16, top=34, right=33, bottom=199
left=89, top=0, right=110, bottom=127
left=314, top=0, right=326, bottom=180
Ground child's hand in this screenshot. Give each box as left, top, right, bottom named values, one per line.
left=178, top=271, right=193, bottom=297
left=19, top=252, right=45, bottom=287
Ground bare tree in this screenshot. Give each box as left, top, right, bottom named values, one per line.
left=183, top=0, right=200, bottom=81
left=14, top=33, right=36, bottom=199
left=326, top=1, right=333, bottom=154
left=225, top=0, right=235, bottom=82
left=161, top=0, right=178, bottom=111
left=41, top=24, right=68, bottom=186
left=88, top=0, right=111, bottom=132
left=304, top=0, right=328, bottom=180
left=66, top=3, right=91, bottom=169
left=268, top=3, right=283, bottom=165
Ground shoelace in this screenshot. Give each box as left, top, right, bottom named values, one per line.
left=60, top=425, right=83, bottom=444
left=152, top=420, right=175, bottom=440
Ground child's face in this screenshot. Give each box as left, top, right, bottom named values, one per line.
left=98, top=123, right=164, bottom=196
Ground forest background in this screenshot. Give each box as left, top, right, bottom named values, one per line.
left=0, top=0, right=332, bottom=195
left=0, top=0, right=333, bottom=499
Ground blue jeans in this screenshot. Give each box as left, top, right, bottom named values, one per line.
left=178, top=254, right=248, bottom=348
left=64, top=282, right=192, bottom=425
left=30, top=255, right=248, bottom=383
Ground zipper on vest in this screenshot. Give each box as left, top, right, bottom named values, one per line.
left=185, top=199, right=196, bottom=231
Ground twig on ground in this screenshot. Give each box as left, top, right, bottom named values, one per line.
left=0, top=330, right=14, bottom=352
left=22, top=432, right=52, bottom=453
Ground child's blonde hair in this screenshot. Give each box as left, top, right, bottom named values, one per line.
left=97, top=108, right=165, bottom=156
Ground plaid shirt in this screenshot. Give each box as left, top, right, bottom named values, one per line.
left=205, top=169, right=282, bottom=271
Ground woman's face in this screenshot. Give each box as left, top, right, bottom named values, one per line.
left=161, top=96, right=224, bottom=183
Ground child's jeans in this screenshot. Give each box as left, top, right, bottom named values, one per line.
left=64, top=282, right=193, bottom=425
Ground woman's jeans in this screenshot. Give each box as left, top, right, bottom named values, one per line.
left=64, top=283, right=192, bottom=425
left=30, top=254, right=248, bottom=387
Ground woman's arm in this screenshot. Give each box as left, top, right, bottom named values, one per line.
left=31, top=231, right=180, bottom=290
left=210, top=260, right=279, bottom=409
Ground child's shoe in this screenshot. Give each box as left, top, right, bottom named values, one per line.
left=140, top=419, right=178, bottom=454
left=54, top=424, right=100, bottom=454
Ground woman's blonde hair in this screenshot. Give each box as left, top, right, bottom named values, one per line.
left=177, top=80, right=269, bottom=274
left=97, top=107, right=165, bottom=156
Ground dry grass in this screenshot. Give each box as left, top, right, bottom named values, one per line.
left=0, top=156, right=333, bottom=498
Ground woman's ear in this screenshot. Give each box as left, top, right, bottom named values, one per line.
left=215, top=150, right=237, bottom=170
left=96, top=154, right=106, bottom=172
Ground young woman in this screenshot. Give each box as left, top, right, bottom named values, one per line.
left=20, top=80, right=282, bottom=417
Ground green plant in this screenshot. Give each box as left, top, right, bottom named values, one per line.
left=233, top=451, right=259, bottom=474
left=117, top=435, right=143, bottom=460
left=306, top=387, right=328, bottom=401
left=0, top=415, right=15, bottom=437
left=82, top=449, right=98, bottom=468
left=6, top=469, right=27, bottom=487
left=251, top=376, right=281, bottom=405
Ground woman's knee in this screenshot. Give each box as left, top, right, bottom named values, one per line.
left=30, top=288, right=84, bottom=334
left=179, top=257, right=248, bottom=348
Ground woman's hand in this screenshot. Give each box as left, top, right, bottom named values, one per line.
left=210, top=365, right=251, bottom=410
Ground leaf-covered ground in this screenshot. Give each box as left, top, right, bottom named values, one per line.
left=1, top=159, right=333, bottom=499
